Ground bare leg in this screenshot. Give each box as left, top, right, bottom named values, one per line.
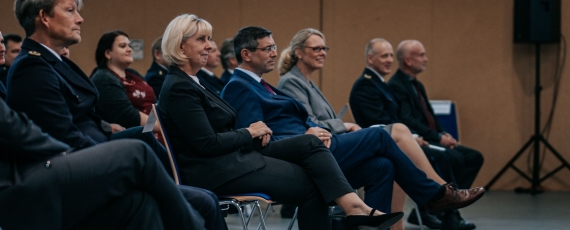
left=390, top=183, right=406, bottom=230
left=335, top=192, right=385, bottom=216
left=390, top=123, right=446, bottom=184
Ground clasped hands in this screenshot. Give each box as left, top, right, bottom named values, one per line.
left=246, top=121, right=272, bottom=146
left=440, top=133, right=458, bottom=149
left=305, top=127, right=332, bottom=148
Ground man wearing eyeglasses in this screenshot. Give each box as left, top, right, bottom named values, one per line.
left=196, top=40, right=224, bottom=94
left=222, top=26, right=485, bottom=216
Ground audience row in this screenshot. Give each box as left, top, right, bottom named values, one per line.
left=0, top=0, right=485, bottom=229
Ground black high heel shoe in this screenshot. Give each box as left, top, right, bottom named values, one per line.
left=345, top=209, right=403, bottom=230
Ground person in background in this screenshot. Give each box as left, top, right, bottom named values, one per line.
left=196, top=40, right=224, bottom=94
left=219, top=38, right=238, bottom=85
left=0, top=33, right=22, bottom=86
left=145, top=37, right=170, bottom=98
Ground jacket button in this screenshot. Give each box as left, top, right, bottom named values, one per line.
left=61, top=152, right=67, bottom=156
left=45, top=161, right=51, bottom=168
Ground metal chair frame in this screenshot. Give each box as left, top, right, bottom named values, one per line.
left=149, top=104, right=270, bottom=230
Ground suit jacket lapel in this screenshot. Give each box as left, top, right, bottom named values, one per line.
left=290, top=66, right=336, bottom=119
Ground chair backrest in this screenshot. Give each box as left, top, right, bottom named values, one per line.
left=429, top=100, right=460, bottom=141
left=152, top=104, right=181, bottom=185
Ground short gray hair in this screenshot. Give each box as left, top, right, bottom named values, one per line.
left=364, top=38, right=389, bottom=62
left=161, top=14, right=213, bottom=66
left=396, top=39, right=420, bottom=66
left=14, top=0, right=83, bottom=37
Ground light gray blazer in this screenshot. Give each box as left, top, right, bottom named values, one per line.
left=277, top=66, right=346, bottom=134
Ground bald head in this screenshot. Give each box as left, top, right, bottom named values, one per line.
left=396, top=40, right=427, bottom=77
left=365, top=38, right=394, bottom=76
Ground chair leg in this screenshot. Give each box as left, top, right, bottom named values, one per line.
left=413, top=202, right=424, bottom=230
left=257, top=203, right=273, bottom=230
left=245, top=202, right=258, bottom=227
left=287, top=207, right=299, bottom=230
left=231, top=201, right=249, bottom=230
left=254, top=201, right=267, bottom=230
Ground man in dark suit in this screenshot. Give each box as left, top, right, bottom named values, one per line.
left=0, top=96, right=204, bottom=230
left=387, top=40, right=483, bottom=229
left=144, top=37, right=169, bottom=98
left=222, top=26, right=484, bottom=215
left=219, top=38, right=238, bottom=85
left=197, top=40, right=224, bottom=94
left=6, top=1, right=227, bottom=229
left=351, top=38, right=479, bottom=229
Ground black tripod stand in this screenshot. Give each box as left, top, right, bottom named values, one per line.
left=485, top=43, right=570, bottom=195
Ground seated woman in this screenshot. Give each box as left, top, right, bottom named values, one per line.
left=90, top=30, right=162, bottom=142
left=157, top=14, right=403, bottom=230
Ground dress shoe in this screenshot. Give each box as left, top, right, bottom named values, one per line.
left=440, top=210, right=476, bottom=230
left=407, top=208, right=442, bottom=229
left=426, top=183, right=485, bottom=212
left=345, top=209, right=403, bottom=230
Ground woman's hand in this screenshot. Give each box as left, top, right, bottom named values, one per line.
left=246, top=121, right=272, bottom=138
left=344, top=122, right=362, bottom=132
left=305, top=127, right=332, bottom=148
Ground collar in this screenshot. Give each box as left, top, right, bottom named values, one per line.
left=228, top=69, right=234, bottom=74
left=236, top=67, right=262, bottom=82
left=366, top=66, right=385, bottom=82
left=157, top=63, right=168, bottom=71
left=200, top=67, right=214, bottom=77
left=38, top=43, right=62, bottom=61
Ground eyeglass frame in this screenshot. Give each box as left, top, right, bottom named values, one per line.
left=246, top=44, right=278, bottom=53
left=303, top=46, right=330, bottom=53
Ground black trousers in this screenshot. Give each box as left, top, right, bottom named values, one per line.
left=427, top=143, right=484, bottom=189
left=211, top=135, right=354, bottom=230
left=0, top=140, right=204, bottom=230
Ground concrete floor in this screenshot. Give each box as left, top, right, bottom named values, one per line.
left=224, top=191, right=570, bottom=230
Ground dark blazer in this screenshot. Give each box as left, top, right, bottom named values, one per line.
left=6, top=38, right=109, bottom=149
left=0, top=65, right=8, bottom=100
left=350, top=68, right=401, bottom=128
left=157, top=66, right=265, bottom=190
left=387, top=69, right=445, bottom=142
left=196, top=69, right=224, bottom=95
left=221, top=69, right=318, bottom=140
left=219, top=69, right=233, bottom=85
left=144, top=61, right=168, bottom=98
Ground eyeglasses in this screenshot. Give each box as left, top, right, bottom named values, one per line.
left=248, top=45, right=277, bottom=53
left=304, top=46, right=330, bottom=53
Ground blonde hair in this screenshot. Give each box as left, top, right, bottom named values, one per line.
left=161, top=14, right=213, bottom=66
left=278, top=28, right=324, bottom=76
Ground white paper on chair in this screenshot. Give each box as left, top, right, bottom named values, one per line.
left=143, top=107, right=157, bottom=133
left=429, top=100, right=452, bottom=115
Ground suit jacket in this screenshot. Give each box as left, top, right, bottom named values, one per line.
left=221, top=69, right=318, bottom=140
left=219, top=69, right=233, bottom=85
left=387, top=69, right=445, bottom=142
left=6, top=38, right=109, bottom=149
left=349, top=68, right=401, bottom=128
left=0, top=97, right=70, bottom=228
left=0, top=65, right=7, bottom=100
left=196, top=69, right=224, bottom=95
left=144, top=61, right=168, bottom=98
left=277, top=66, right=346, bottom=134
left=157, top=66, right=265, bottom=190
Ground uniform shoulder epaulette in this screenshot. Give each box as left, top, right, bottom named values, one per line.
left=364, top=74, right=372, bottom=79
left=28, top=51, right=41, bottom=56
left=158, top=70, right=163, bottom=76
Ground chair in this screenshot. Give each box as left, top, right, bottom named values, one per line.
left=147, top=104, right=271, bottom=230
left=429, top=100, right=460, bottom=141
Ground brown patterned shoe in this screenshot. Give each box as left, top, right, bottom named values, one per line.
left=426, top=183, right=485, bottom=212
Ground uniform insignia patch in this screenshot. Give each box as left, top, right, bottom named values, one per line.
left=29, top=51, right=41, bottom=56
left=364, top=74, right=372, bottom=79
